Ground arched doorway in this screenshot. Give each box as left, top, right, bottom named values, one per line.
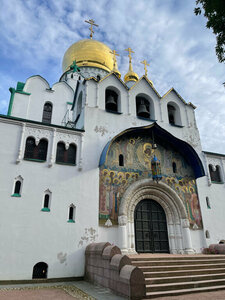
left=134, top=199, right=169, bottom=253
left=32, top=262, right=48, bottom=279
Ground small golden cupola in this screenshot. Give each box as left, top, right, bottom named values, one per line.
left=124, top=47, right=139, bottom=87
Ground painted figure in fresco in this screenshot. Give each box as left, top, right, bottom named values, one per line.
left=190, top=192, right=202, bottom=228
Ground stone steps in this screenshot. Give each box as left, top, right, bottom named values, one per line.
left=129, top=255, right=225, bottom=299
left=145, top=285, right=225, bottom=299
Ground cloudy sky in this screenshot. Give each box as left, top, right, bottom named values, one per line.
left=0, top=0, right=224, bottom=153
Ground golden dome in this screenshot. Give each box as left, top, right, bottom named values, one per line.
left=62, top=39, right=115, bottom=73
left=124, top=70, right=139, bottom=83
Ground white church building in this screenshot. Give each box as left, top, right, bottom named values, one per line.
left=0, top=23, right=225, bottom=281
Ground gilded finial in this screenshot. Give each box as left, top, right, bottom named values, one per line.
left=85, top=19, right=99, bottom=39
left=110, top=50, right=121, bottom=78
left=124, top=47, right=139, bottom=83
left=141, top=60, right=150, bottom=77
left=125, top=47, right=135, bottom=71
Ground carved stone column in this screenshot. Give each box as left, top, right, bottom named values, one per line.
left=181, top=219, right=194, bottom=254
left=118, top=215, right=128, bottom=253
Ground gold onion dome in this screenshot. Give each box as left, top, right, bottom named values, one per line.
left=124, top=70, right=139, bottom=83
left=62, top=39, right=115, bottom=73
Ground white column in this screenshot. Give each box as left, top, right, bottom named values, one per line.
left=118, top=215, right=128, bottom=253
left=16, top=123, right=26, bottom=164
left=48, top=128, right=56, bottom=167
left=175, top=222, right=184, bottom=254
left=96, top=84, right=99, bottom=107
left=78, top=134, right=83, bottom=171
left=181, top=219, right=194, bottom=254
left=168, top=224, right=176, bottom=254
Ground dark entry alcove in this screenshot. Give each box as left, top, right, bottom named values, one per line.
left=32, top=262, right=48, bottom=279
left=134, top=199, right=169, bottom=253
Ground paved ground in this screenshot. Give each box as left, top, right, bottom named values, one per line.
left=153, top=290, right=225, bottom=300
left=1, top=282, right=225, bottom=300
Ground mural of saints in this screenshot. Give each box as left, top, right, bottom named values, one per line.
left=99, top=133, right=202, bottom=229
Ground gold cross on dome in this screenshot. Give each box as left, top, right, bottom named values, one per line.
left=141, top=60, right=150, bottom=77
left=85, top=19, right=99, bottom=39
left=125, top=47, right=134, bottom=63
left=110, top=50, right=119, bottom=69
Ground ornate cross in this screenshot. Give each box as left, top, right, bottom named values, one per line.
left=85, top=19, right=99, bottom=39
left=125, top=47, right=134, bottom=63
left=110, top=50, right=119, bottom=69
left=141, top=60, right=150, bottom=77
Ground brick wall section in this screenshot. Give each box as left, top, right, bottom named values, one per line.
left=85, top=242, right=146, bottom=300
left=209, top=244, right=225, bottom=254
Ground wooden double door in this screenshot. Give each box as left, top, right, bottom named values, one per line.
left=134, top=199, right=169, bottom=253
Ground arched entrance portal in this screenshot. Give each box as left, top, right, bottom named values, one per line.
left=118, top=179, right=194, bottom=254
left=135, top=199, right=169, bottom=253
left=32, top=262, right=48, bottom=279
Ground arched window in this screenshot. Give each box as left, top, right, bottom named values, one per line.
left=32, top=262, right=48, bottom=279
left=68, top=204, right=75, bottom=223
left=41, top=190, right=51, bottom=212
left=24, top=137, right=48, bottom=161
left=209, top=164, right=222, bottom=183
left=206, top=197, right=211, bottom=209
left=12, top=176, right=23, bottom=197
left=167, top=102, right=182, bottom=126
left=136, top=96, right=150, bottom=119
left=42, top=102, right=52, bottom=124
left=56, top=142, right=76, bottom=165
left=119, top=154, right=124, bottom=166
left=172, top=162, right=177, bottom=173
left=105, top=89, right=119, bottom=113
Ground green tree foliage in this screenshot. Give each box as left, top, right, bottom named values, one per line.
left=195, top=0, right=225, bottom=63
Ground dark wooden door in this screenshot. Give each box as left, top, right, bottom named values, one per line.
left=134, top=199, right=169, bottom=253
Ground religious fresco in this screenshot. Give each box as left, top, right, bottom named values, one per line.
left=99, top=133, right=202, bottom=229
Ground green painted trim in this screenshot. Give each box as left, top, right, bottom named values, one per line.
left=67, top=219, right=75, bottom=223
left=15, top=91, right=31, bottom=96
left=16, top=82, right=25, bottom=91
left=0, top=114, right=85, bottom=132
left=55, top=161, right=76, bottom=166
left=7, top=88, right=15, bottom=116
left=24, top=158, right=46, bottom=163
left=67, top=102, right=73, bottom=105
left=211, top=181, right=224, bottom=184
left=11, top=193, right=21, bottom=197
left=170, top=123, right=184, bottom=128
left=41, top=207, right=50, bottom=212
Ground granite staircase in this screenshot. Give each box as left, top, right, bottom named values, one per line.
left=129, top=254, right=225, bottom=299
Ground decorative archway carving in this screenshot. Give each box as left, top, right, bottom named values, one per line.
left=118, top=179, right=194, bottom=254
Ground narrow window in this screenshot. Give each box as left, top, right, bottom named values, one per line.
left=105, top=89, right=118, bottom=112
left=206, top=197, right=211, bottom=209
left=24, top=137, right=36, bottom=159
left=42, top=102, right=52, bottom=124
left=209, top=164, right=222, bottom=183
left=136, top=97, right=150, bottom=119
left=41, top=190, right=51, bottom=212
left=75, top=92, right=83, bottom=122
left=168, top=104, right=175, bottom=125
left=172, top=162, right=177, bottom=173
left=12, top=176, right=23, bottom=197
left=68, top=205, right=75, bottom=223
left=205, top=230, right=210, bottom=239
left=14, top=181, right=21, bottom=194
left=119, top=154, right=124, bottom=166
